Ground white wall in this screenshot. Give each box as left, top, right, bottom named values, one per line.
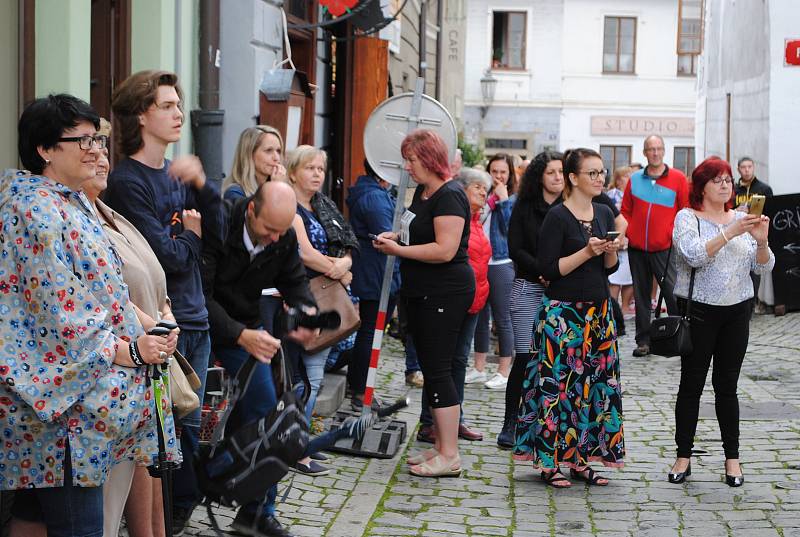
left=767, top=1, right=800, bottom=195
left=560, top=0, right=696, bottom=158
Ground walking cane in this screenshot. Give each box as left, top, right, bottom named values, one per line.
left=146, top=322, right=178, bottom=537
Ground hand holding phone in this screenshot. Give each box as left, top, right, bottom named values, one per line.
left=604, top=231, right=621, bottom=241
left=748, top=195, right=766, bottom=216
left=368, top=233, right=380, bottom=241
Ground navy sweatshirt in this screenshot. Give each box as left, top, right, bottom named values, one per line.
left=104, top=157, right=225, bottom=330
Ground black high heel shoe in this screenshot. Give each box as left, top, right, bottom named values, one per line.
left=725, top=460, right=744, bottom=487
left=668, top=462, right=691, bottom=484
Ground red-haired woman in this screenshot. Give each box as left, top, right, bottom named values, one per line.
left=374, top=129, right=474, bottom=478
left=668, top=157, right=773, bottom=487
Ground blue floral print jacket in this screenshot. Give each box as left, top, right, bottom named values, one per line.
left=0, top=170, right=160, bottom=489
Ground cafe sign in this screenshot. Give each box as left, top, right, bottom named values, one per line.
left=591, top=116, right=695, bottom=137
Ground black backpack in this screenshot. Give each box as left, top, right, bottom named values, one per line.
left=195, top=348, right=309, bottom=508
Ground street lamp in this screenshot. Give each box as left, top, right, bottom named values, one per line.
left=480, top=69, right=497, bottom=119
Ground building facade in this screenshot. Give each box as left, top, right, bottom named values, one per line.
left=460, top=0, right=700, bottom=176
left=696, top=0, right=800, bottom=194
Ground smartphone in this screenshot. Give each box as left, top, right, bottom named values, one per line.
left=604, top=231, right=621, bottom=240
left=748, top=194, right=766, bottom=216
left=368, top=233, right=380, bottom=241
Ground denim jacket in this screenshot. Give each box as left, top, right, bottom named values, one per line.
left=484, top=194, right=516, bottom=261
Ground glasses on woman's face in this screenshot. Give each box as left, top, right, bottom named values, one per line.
left=711, top=175, right=733, bottom=185
left=58, top=134, right=108, bottom=151
left=580, top=169, right=608, bottom=182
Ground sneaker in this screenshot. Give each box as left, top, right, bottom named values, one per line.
left=464, top=368, right=487, bottom=384
left=405, top=370, right=424, bottom=388
left=172, top=504, right=195, bottom=536
left=632, top=344, right=650, bottom=357
left=484, top=372, right=508, bottom=390
left=231, top=510, right=293, bottom=537
left=291, top=460, right=330, bottom=477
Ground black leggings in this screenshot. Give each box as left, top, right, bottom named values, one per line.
left=675, top=298, right=751, bottom=459
left=404, top=292, right=473, bottom=408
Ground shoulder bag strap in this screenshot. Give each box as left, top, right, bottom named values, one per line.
left=682, top=216, right=701, bottom=319
left=653, top=245, right=673, bottom=319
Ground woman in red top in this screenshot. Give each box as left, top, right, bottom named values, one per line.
left=410, top=168, right=493, bottom=460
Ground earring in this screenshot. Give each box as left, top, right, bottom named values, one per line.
left=44, top=159, right=51, bottom=166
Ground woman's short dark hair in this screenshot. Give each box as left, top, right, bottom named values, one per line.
left=690, top=156, right=734, bottom=210
left=486, top=153, right=517, bottom=194
left=563, top=147, right=602, bottom=198
left=18, top=94, right=100, bottom=175
left=518, top=150, right=563, bottom=204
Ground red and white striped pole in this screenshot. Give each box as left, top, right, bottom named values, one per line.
left=360, top=78, right=426, bottom=414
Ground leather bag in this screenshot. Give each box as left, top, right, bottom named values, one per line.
left=169, top=349, right=201, bottom=419
left=304, top=275, right=360, bottom=354
left=649, top=216, right=698, bottom=358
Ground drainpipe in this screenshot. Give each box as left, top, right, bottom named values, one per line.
left=419, top=0, right=427, bottom=84
left=191, top=0, right=225, bottom=185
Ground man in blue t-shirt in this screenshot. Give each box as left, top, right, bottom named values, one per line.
left=105, top=70, right=225, bottom=535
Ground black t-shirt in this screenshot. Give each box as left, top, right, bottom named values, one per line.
left=400, top=181, right=475, bottom=297
left=538, top=202, right=618, bottom=303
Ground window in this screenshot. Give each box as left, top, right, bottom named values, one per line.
left=600, top=145, right=632, bottom=173
left=603, top=17, right=636, bottom=73
left=677, top=0, right=704, bottom=76
left=485, top=138, right=527, bottom=150
left=674, top=147, right=696, bottom=176
left=492, top=12, right=526, bottom=69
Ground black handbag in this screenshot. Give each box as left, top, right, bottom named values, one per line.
left=649, top=216, right=698, bottom=358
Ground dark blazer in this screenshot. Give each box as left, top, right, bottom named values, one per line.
left=201, top=197, right=316, bottom=347
left=508, top=195, right=555, bottom=283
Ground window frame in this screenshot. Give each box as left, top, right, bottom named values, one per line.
left=676, top=0, right=704, bottom=76
left=602, top=16, right=637, bottom=75
left=491, top=10, right=528, bottom=71
left=600, top=145, right=633, bottom=174
left=673, top=146, right=696, bottom=177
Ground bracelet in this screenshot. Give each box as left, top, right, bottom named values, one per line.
left=720, top=229, right=730, bottom=243
left=129, top=340, right=145, bottom=366
left=757, top=242, right=769, bottom=249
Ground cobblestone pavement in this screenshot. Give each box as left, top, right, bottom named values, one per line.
left=178, top=312, right=800, bottom=537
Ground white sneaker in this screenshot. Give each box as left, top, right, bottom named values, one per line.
left=484, top=372, right=508, bottom=390
left=464, top=368, right=488, bottom=384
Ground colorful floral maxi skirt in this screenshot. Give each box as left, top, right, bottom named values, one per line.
left=513, top=296, right=625, bottom=469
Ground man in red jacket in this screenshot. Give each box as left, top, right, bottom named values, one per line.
left=621, top=135, right=690, bottom=357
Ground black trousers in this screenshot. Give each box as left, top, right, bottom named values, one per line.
left=675, top=298, right=751, bottom=459
left=629, top=247, right=678, bottom=346
left=404, top=291, right=473, bottom=409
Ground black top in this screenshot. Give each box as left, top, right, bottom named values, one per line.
left=508, top=193, right=617, bottom=283
left=201, top=197, right=316, bottom=347
left=400, top=181, right=475, bottom=297
left=105, top=157, right=226, bottom=330
left=538, top=202, right=619, bottom=303
left=734, top=177, right=773, bottom=207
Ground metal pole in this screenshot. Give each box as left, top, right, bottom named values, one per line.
left=361, top=77, right=426, bottom=412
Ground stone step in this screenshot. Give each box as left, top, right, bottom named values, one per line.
left=313, top=369, right=347, bottom=417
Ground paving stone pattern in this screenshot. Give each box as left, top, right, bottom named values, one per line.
left=179, top=312, right=800, bottom=537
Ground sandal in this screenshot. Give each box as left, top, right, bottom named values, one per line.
left=409, top=454, right=462, bottom=478
left=407, top=448, right=439, bottom=466
left=570, top=467, right=609, bottom=486
left=540, top=469, right=571, bottom=488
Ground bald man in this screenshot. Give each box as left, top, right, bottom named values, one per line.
left=200, top=180, right=316, bottom=536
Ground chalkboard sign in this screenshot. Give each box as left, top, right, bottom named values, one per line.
left=764, top=193, right=800, bottom=311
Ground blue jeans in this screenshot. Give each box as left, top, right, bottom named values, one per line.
left=214, top=344, right=278, bottom=517
left=11, top=443, right=104, bottom=537
left=303, top=348, right=328, bottom=419
left=172, top=329, right=211, bottom=511
left=419, top=312, right=478, bottom=426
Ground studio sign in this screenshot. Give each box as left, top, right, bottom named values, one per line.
left=591, top=116, right=695, bottom=137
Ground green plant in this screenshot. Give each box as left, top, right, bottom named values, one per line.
left=458, top=135, right=484, bottom=168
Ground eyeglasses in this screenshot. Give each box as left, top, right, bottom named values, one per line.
left=711, top=175, right=733, bottom=185
left=580, top=169, right=608, bottom=182
left=58, top=134, right=108, bottom=150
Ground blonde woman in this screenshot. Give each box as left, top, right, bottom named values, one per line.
left=223, top=125, right=285, bottom=201
left=285, top=145, right=359, bottom=476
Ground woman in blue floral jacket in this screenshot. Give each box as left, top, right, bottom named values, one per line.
left=1, top=94, right=172, bottom=536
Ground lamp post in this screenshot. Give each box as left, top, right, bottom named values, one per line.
left=480, top=69, right=497, bottom=119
